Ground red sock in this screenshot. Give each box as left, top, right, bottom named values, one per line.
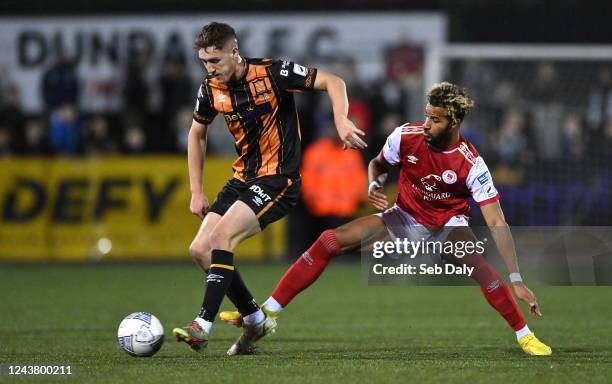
left=271, top=230, right=341, bottom=307
left=467, top=254, right=526, bottom=331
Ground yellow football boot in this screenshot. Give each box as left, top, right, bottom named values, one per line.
left=518, top=333, right=552, bottom=356
left=219, top=307, right=279, bottom=327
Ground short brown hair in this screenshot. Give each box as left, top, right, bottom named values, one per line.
left=427, top=82, right=475, bottom=121
left=194, top=22, right=237, bottom=50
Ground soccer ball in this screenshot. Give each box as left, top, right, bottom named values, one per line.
left=117, top=312, right=164, bottom=357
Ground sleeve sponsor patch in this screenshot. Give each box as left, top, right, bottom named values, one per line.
left=293, top=64, right=308, bottom=77
left=476, top=172, right=490, bottom=185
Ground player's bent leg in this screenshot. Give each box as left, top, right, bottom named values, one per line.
left=450, top=248, right=551, bottom=356
left=220, top=214, right=389, bottom=326
left=189, top=212, right=222, bottom=271
left=269, top=214, right=386, bottom=309
left=197, top=202, right=280, bottom=355
left=334, top=214, right=387, bottom=253
left=187, top=209, right=259, bottom=323
left=176, top=202, right=262, bottom=351
left=200, top=201, right=261, bottom=324
left=208, top=200, right=262, bottom=251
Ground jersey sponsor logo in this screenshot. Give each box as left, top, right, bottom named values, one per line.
left=412, top=183, right=452, bottom=201
left=249, top=185, right=272, bottom=205
left=252, top=196, right=264, bottom=207
left=293, top=64, right=308, bottom=77
left=442, top=170, right=457, bottom=184
left=406, top=155, right=418, bottom=164
left=420, top=174, right=441, bottom=192
left=280, top=60, right=291, bottom=77
left=476, top=172, right=490, bottom=185
left=223, top=103, right=273, bottom=123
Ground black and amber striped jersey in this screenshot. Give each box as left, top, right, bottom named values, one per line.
left=193, top=58, right=317, bottom=182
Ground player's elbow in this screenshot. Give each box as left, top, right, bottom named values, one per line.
left=369, top=156, right=389, bottom=172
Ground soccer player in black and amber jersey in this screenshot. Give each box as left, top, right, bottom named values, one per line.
left=172, top=22, right=366, bottom=355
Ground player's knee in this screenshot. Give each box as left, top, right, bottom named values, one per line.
left=330, top=227, right=354, bottom=252
left=189, top=241, right=211, bottom=268
left=316, top=229, right=343, bottom=257
left=208, top=227, right=232, bottom=250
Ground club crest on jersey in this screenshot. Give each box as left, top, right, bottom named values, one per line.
left=421, top=174, right=442, bottom=192
left=216, top=94, right=227, bottom=103
left=442, top=170, right=457, bottom=184
left=406, top=155, right=418, bottom=164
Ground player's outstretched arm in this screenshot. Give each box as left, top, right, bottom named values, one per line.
left=481, top=202, right=542, bottom=317
left=313, top=70, right=367, bottom=150
left=367, top=153, right=393, bottom=211
left=187, top=120, right=210, bottom=220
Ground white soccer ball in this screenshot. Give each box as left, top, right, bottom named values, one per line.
left=117, top=312, right=164, bottom=357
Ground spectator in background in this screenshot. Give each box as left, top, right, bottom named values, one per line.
left=83, top=115, right=117, bottom=155
left=24, top=118, right=51, bottom=155
left=124, top=125, right=147, bottom=154
left=49, top=104, right=80, bottom=155
left=41, top=52, right=79, bottom=111
left=123, top=50, right=151, bottom=131
left=497, top=109, right=529, bottom=167
left=160, top=56, right=193, bottom=151
left=0, top=124, right=12, bottom=156
left=174, top=106, right=194, bottom=153
left=526, top=62, right=563, bottom=162
left=0, top=85, right=25, bottom=153
left=561, top=113, right=585, bottom=163
left=300, top=124, right=368, bottom=246
left=347, top=96, right=373, bottom=157
left=586, top=67, right=612, bottom=132
left=384, top=41, right=424, bottom=121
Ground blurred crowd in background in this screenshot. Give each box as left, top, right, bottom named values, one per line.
left=0, top=41, right=611, bottom=236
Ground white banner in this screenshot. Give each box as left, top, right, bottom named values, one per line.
left=0, top=13, right=446, bottom=112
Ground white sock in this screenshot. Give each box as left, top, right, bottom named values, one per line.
left=243, top=309, right=265, bottom=325
left=262, top=297, right=284, bottom=313
left=194, top=317, right=213, bottom=334
left=515, top=325, right=531, bottom=339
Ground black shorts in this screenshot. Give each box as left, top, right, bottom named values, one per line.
left=208, top=175, right=301, bottom=229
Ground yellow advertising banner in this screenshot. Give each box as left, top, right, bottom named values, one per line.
left=0, top=156, right=286, bottom=261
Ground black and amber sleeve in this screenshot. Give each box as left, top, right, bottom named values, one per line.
left=192, top=82, right=218, bottom=125
left=268, top=59, right=318, bottom=92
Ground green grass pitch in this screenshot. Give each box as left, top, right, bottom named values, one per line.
left=1, top=263, right=611, bottom=383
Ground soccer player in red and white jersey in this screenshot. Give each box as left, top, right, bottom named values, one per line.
left=221, top=82, right=552, bottom=355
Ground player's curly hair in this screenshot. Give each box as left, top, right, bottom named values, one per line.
left=427, top=82, right=475, bottom=122
left=195, top=22, right=237, bottom=50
